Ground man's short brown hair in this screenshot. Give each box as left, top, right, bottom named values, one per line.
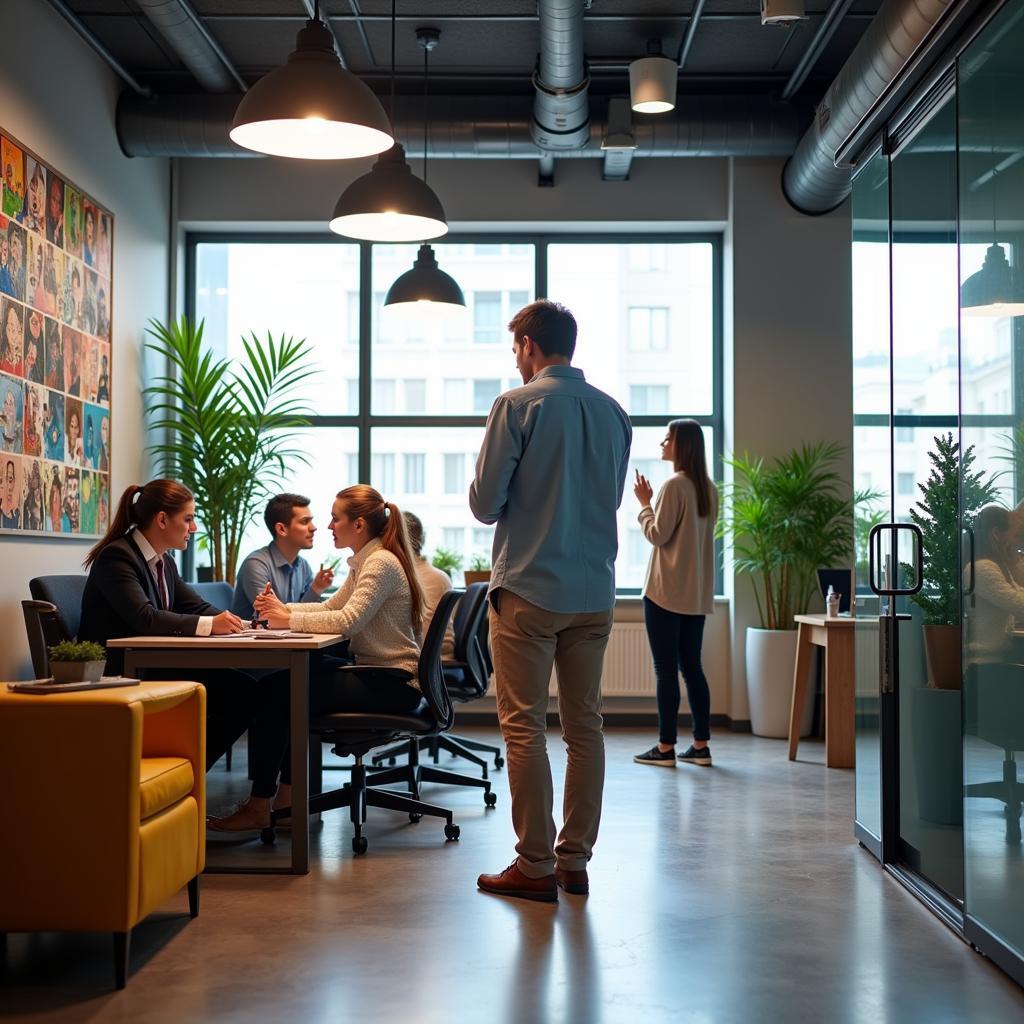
left=507, top=299, right=577, bottom=360
left=264, top=492, right=310, bottom=536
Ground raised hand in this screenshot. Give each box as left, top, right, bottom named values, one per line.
left=633, top=469, right=654, bottom=507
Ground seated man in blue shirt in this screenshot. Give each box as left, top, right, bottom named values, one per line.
left=231, top=492, right=334, bottom=620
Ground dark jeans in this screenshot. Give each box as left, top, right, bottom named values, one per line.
left=141, top=668, right=256, bottom=772
left=249, top=663, right=422, bottom=797
left=642, top=597, right=710, bottom=745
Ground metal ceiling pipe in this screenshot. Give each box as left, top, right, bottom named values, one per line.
left=531, top=0, right=590, bottom=151
left=116, top=92, right=806, bottom=159
left=135, top=0, right=246, bottom=92
left=782, top=0, right=955, bottom=214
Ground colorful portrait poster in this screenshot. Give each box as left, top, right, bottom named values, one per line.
left=0, top=372, right=23, bottom=452
left=0, top=452, right=22, bottom=528
left=1, top=129, right=111, bottom=535
left=1, top=137, right=24, bottom=219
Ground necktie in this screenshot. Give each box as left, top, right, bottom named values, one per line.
left=154, top=558, right=169, bottom=611
left=287, top=562, right=298, bottom=603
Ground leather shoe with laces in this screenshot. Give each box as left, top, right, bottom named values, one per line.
left=477, top=862, right=557, bottom=902
left=554, top=866, right=589, bottom=895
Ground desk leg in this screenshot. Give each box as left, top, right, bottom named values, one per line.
left=289, top=652, right=310, bottom=875
left=825, top=632, right=855, bottom=769
left=788, top=624, right=813, bottom=761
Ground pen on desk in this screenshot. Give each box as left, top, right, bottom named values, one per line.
left=250, top=618, right=269, bottom=630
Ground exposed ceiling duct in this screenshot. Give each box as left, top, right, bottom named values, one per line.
left=531, top=0, right=590, bottom=152
left=782, top=0, right=957, bottom=214
left=134, top=0, right=247, bottom=93
left=116, top=92, right=806, bottom=160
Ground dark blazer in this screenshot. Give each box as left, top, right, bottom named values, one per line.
left=79, top=533, right=220, bottom=674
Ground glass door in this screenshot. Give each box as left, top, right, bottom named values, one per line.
left=888, top=94, right=965, bottom=905
left=852, top=148, right=891, bottom=855
left=958, top=0, right=1024, bottom=977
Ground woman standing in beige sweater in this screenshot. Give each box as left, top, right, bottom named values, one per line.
left=632, top=419, right=718, bottom=768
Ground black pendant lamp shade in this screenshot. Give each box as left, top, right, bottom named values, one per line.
left=385, top=244, right=466, bottom=310
left=329, top=144, right=448, bottom=241
left=961, top=243, right=1024, bottom=318
left=229, top=19, right=393, bottom=160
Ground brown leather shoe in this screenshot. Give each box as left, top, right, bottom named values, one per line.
left=554, top=866, right=589, bottom=895
left=478, top=862, right=557, bottom=903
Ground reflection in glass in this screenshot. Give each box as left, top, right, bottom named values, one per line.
left=852, top=149, right=890, bottom=846
left=959, top=0, right=1024, bottom=960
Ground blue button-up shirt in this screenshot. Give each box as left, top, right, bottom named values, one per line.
left=469, top=364, right=632, bottom=614
left=230, top=542, right=319, bottom=618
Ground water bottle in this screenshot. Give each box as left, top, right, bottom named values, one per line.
left=826, top=585, right=840, bottom=619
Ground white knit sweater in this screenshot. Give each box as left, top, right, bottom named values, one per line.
left=287, top=538, right=421, bottom=686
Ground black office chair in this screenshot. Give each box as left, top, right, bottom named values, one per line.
left=22, top=576, right=89, bottom=677
left=373, top=582, right=504, bottom=776
left=264, top=589, right=477, bottom=855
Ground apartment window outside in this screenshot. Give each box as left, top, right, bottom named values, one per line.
left=190, top=235, right=721, bottom=593
left=403, top=453, right=425, bottom=495
left=474, top=291, right=503, bottom=343
left=629, top=385, right=670, bottom=415
left=897, top=472, right=914, bottom=495
left=473, top=378, right=501, bottom=413
left=629, top=307, right=669, bottom=352
left=444, top=453, right=465, bottom=495
left=896, top=408, right=914, bottom=443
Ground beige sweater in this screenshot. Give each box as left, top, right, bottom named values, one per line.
left=966, top=559, right=1024, bottom=662
left=287, top=538, right=421, bottom=686
left=638, top=472, right=717, bottom=616
left=415, top=558, right=457, bottom=662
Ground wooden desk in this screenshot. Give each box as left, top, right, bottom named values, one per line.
left=787, top=614, right=855, bottom=769
left=108, top=633, right=347, bottom=876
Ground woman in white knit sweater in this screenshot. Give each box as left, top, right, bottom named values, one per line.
left=631, top=419, right=718, bottom=768
left=209, top=485, right=426, bottom=832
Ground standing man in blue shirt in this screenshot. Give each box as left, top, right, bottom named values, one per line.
left=231, top=493, right=334, bottom=619
left=471, top=300, right=632, bottom=902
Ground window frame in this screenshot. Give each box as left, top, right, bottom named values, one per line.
left=185, top=231, right=724, bottom=595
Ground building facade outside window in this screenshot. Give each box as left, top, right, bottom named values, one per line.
left=190, top=236, right=722, bottom=591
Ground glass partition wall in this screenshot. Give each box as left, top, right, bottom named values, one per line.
left=850, top=0, right=1024, bottom=983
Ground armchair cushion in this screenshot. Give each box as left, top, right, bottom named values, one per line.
left=139, top=757, right=195, bottom=821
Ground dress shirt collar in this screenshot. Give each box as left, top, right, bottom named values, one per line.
left=527, top=364, right=584, bottom=385
left=269, top=541, right=301, bottom=570
left=133, top=529, right=161, bottom=567
left=347, top=536, right=382, bottom=572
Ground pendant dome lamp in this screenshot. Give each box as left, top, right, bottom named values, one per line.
left=229, top=0, right=393, bottom=160
left=629, top=40, right=677, bottom=114
left=329, top=2, right=448, bottom=241
left=385, top=28, right=464, bottom=312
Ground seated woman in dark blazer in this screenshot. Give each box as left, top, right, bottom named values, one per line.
left=79, top=478, right=253, bottom=771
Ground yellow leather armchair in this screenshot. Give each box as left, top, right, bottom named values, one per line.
left=0, top=679, right=206, bottom=988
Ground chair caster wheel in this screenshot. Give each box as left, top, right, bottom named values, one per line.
left=444, top=823, right=460, bottom=841
left=409, top=813, right=422, bottom=823
left=484, top=791, right=497, bottom=808
left=495, top=756, right=505, bottom=770
left=260, top=827, right=276, bottom=845
left=352, top=835, right=368, bottom=855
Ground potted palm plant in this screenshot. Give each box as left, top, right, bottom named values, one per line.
left=144, top=316, right=316, bottom=585
left=719, top=442, right=871, bottom=737
left=907, top=433, right=997, bottom=689
left=48, top=640, right=106, bottom=683
left=431, top=547, right=463, bottom=580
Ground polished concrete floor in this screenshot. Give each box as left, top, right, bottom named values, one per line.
left=3, top=728, right=1023, bottom=1023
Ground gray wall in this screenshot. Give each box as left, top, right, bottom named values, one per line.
left=0, top=0, right=170, bottom=679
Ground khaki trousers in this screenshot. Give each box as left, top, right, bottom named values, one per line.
left=489, top=589, right=614, bottom=877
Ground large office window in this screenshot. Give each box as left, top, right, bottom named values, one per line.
left=191, top=236, right=722, bottom=591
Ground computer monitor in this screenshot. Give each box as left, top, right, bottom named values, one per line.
left=817, top=568, right=854, bottom=614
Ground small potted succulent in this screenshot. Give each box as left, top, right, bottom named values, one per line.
left=48, top=640, right=107, bottom=683
left=463, top=553, right=492, bottom=587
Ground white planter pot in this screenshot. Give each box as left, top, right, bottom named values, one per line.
left=746, top=628, right=813, bottom=739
